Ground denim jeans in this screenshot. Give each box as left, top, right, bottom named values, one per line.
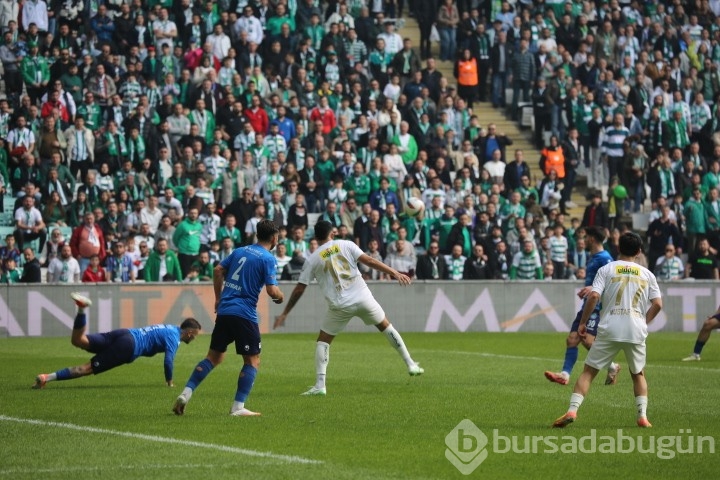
left=491, top=71, right=507, bottom=107
left=439, top=27, right=456, bottom=61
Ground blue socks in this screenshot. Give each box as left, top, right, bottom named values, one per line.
left=234, top=365, right=257, bottom=403
left=694, top=341, right=706, bottom=355
left=73, top=313, right=87, bottom=330
left=186, top=358, right=214, bottom=390
left=562, top=347, right=579, bottom=375
left=55, top=368, right=72, bottom=381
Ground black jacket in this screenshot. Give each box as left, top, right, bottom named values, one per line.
left=21, top=258, right=42, bottom=283
left=463, top=255, right=492, bottom=279
left=416, top=254, right=448, bottom=280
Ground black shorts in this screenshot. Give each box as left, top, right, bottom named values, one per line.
left=210, top=315, right=262, bottom=356
left=87, top=329, right=136, bottom=374
left=570, top=309, right=600, bottom=337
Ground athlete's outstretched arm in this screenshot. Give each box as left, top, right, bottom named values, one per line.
left=358, top=254, right=412, bottom=285
left=274, top=283, right=307, bottom=329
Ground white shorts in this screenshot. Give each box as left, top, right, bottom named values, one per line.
left=321, top=296, right=386, bottom=336
left=585, top=338, right=646, bottom=374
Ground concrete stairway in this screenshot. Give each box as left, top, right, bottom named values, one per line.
left=397, top=15, right=590, bottom=223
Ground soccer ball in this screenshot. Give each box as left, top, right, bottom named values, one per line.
left=406, top=197, right=426, bottom=217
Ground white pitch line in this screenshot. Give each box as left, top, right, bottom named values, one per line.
left=0, top=416, right=322, bottom=465
left=415, top=349, right=720, bottom=372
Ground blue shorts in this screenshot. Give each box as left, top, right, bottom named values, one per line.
left=570, top=309, right=600, bottom=337
left=87, top=329, right=136, bottom=374
left=210, top=314, right=261, bottom=356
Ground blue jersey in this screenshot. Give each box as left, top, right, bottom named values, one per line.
left=583, top=249, right=614, bottom=310
left=129, top=324, right=181, bottom=382
left=585, top=250, right=614, bottom=286
left=218, top=244, right=277, bottom=323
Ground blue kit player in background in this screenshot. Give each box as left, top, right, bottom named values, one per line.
left=545, top=226, right=621, bottom=386
left=33, top=293, right=202, bottom=389
left=173, top=219, right=284, bottom=417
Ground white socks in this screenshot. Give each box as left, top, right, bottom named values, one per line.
left=46, top=372, right=57, bottom=382
left=635, top=396, right=648, bottom=419
left=383, top=325, right=413, bottom=366
left=181, top=387, right=193, bottom=400
left=232, top=401, right=244, bottom=411
left=315, top=341, right=330, bottom=389
left=569, top=393, right=584, bottom=413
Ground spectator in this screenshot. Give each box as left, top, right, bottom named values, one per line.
left=20, top=247, right=42, bottom=283
left=463, top=244, right=491, bottom=280
left=82, top=254, right=107, bottom=283
left=105, top=241, right=136, bottom=283
left=192, top=251, right=212, bottom=282
left=581, top=193, right=609, bottom=229
left=1, top=257, right=23, bottom=283
left=444, top=244, right=467, bottom=280
left=510, top=239, right=543, bottom=280
left=69, top=211, right=107, bottom=273
left=144, top=238, right=182, bottom=282
left=46, top=244, right=81, bottom=283
left=14, top=195, right=47, bottom=255
left=385, top=238, right=415, bottom=277
left=655, top=244, right=684, bottom=281
left=686, top=238, right=719, bottom=280
left=416, top=241, right=447, bottom=280
left=173, top=207, right=203, bottom=277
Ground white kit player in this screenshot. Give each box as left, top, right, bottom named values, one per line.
left=274, top=220, right=424, bottom=395
left=553, top=232, right=662, bottom=429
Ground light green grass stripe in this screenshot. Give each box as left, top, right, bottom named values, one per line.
left=0, top=415, right=322, bottom=465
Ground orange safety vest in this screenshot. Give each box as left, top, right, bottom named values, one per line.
left=457, top=58, right=479, bottom=87
left=543, top=148, right=565, bottom=178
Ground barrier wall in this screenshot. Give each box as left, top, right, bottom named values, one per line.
left=1, top=281, right=718, bottom=338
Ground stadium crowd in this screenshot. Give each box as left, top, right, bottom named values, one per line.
left=0, top=0, right=720, bottom=283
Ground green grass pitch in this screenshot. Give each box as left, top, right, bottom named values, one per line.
left=0, top=332, right=718, bottom=479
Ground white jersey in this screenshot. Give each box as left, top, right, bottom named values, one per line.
left=298, top=240, right=372, bottom=308
left=591, top=260, right=661, bottom=344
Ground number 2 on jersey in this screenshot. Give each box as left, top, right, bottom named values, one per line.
left=231, top=257, right=247, bottom=281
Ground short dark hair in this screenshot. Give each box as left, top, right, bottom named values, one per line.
left=314, top=220, right=334, bottom=240
left=618, top=232, right=643, bottom=257
left=584, top=226, right=605, bottom=244
left=256, top=219, right=279, bottom=242
left=180, top=317, right=202, bottom=330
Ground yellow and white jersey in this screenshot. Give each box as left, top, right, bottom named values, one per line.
left=591, top=260, right=661, bottom=344
left=299, top=240, right=372, bottom=308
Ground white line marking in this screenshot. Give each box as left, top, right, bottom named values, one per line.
left=415, top=349, right=720, bottom=372
left=0, top=416, right=322, bottom=465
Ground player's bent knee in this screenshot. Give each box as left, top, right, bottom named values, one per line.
left=566, top=333, right=580, bottom=347
left=243, top=354, right=260, bottom=368
left=581, top=337, right=594, bottom=350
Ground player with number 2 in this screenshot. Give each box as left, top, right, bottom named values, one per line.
left=173, top=220, right=284, bottom=416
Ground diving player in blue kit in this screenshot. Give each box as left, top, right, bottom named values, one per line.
left=32, top=292, right=202, bottom=389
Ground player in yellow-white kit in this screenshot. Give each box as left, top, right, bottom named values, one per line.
left=553, top=232, right=663, bottom=428
left=274, top=220, right=424, bottom=396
